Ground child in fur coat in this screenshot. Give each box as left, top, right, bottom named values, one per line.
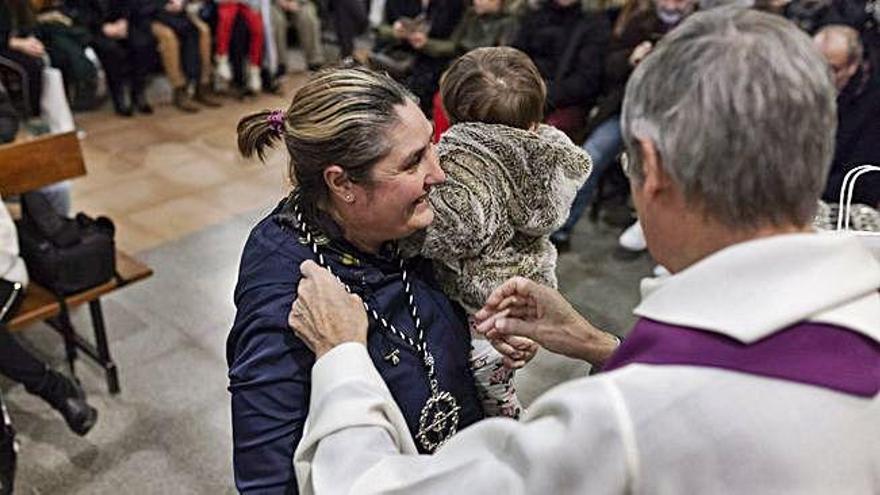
left=407, top=47, right=592, bottom=417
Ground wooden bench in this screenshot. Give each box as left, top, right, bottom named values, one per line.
left=0, top=131, right=153, bottom=394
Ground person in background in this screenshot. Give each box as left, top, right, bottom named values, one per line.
left=0, top=190, right=99, bottom=495
left=550, top=0, right=696, bottom=251
left=373, top=0, right=465, bottom=115
left=0, top=47, right=73, bottom=215
left=329, top=0, right=368, bottom=61
left=71, top=0, right=158, bottom=116
left=29, top=0, right=100, bottom=111
left=214, top=0, right=264, bottom=93
left=421, top=0, right=520, bottom=139
left=0, top=0, right=48, bottom=121
left=288, top=9, right=879, bottom=494
left=150, top=0, right=222, bottom=112
left=814, top=24, right=880, bottom=207
left=270, top=0, right=325, bottom=73
left=826, top=0, right=880, bottom=78
left=512, top=0, right=611, bottom=138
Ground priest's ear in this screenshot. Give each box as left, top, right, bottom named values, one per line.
left=634, top=138, right=674, bottom=201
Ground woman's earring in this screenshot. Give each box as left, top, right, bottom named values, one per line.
left=345, top=195, right=354, bottom=203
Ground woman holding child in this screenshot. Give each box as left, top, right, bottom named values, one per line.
left=228, top=53, right=596, bottom=494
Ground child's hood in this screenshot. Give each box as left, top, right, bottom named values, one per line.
left=437, top=122, right=592, bottom=235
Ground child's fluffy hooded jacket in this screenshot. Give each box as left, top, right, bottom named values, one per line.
left=414, top=122, right=592, bottom=313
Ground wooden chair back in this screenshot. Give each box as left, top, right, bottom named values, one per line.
left=0, top=132, right=86, bottom=196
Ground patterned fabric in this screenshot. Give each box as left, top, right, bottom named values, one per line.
left=409, top=122, right=592, bottom=313
left=469, top=322, right=522, bottom=419
left=813, top=200, right=880, bottom=232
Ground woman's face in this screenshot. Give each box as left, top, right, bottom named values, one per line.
left=347, top=99, right=445, bottom=246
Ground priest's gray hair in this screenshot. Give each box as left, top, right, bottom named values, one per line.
left=620, top=7, right=837, bottom=228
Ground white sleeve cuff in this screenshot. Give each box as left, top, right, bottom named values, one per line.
left=312, top=342, right=383, bottom=399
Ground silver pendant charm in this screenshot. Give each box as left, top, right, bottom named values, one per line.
left=384, top=348, right=401, bottom=366
left=416, top=390, right=461, bottom=453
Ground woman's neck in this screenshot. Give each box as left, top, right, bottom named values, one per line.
left=323, top=203, right=383, bottom=254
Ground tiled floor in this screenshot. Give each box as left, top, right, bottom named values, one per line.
left=70, top=76, right=307, bottom=253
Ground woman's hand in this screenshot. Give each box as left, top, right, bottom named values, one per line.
left=9, top=36, right=45, bottom=58
left=102, top=19, right=128, bottom=39
left=474, top=277, right=619, bottom=366
left=288, top=260, right=369, bottom=358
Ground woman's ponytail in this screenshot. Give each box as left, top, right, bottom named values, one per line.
left=237, top=109, right=285, bottom=162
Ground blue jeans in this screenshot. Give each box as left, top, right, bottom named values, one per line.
left=555, top=115, right=623, bottom=236
left=39, top=181, right=71, bottom=216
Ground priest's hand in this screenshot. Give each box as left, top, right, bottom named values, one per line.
left=289, top=260, right=368, bottom=358
left=474, top=277, right=619, bottom=366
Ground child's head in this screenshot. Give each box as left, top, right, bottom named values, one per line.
left=439, top=47, right=546, bottom=130
left=473, top=0, right=504, bottom=15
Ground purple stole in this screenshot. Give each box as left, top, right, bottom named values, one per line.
left=603, top=318, right=879, bottom=398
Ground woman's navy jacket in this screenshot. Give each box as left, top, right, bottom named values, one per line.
left=227, top=204, right=484, bottom=494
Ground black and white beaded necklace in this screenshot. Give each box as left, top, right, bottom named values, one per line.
left=291, top=197, right=460, bottom=453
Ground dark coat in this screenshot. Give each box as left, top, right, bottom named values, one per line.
left=512, top=2, right=610, bottom=111
left=66, top=0, right=155, bottom=31
left=823, top=67, right=880, bottom=207
left=376, top=0, right=465, bottom=49
left=0, top=82, right=18, bottom=143
left=589, top=9, right=675, bottom=129
left=227, top=199, right=484, bottom=494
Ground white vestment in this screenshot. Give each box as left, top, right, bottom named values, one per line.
left=294, top=233, right=880, bottom=494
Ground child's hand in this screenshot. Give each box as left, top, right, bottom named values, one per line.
left=489, top=335, right=538, bottom=370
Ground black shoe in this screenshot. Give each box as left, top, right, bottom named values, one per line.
left=110, top=86, right=132, bottom=117
left=114, top=104, right=134, bottom=117
left=550, top=230, right=571, bottom=253
left=135, top=101, right=153, bottom=114
left=70, top=80, right=99, bottom=112
left=33, top=370, right=98, bottom=437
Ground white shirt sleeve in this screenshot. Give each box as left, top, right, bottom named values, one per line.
left=294, top=343, right=634, bottom=495
left=0, top=194, right=27, bottom=286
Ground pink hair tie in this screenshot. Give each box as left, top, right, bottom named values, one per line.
left=267, top=110, right=286, bottom=135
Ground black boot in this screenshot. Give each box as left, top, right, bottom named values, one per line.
left=110, top=84, right=132, bottom=117
left=32, top=370, right=97, bottom=437
left=132, top=86, right=153, bottom=115
left=70, top=79, right=99, bottom=112
left=0, top=397, right=16, bottom=495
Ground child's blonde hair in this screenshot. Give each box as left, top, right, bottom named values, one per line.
left=439, top=47, right=546, bottom=130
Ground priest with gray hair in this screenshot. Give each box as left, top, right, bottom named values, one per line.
left=287, top=7, right=879, bottom=494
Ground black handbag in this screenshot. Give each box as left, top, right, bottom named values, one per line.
left=16, top=192, right=116, bottom=295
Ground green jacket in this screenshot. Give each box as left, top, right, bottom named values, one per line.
left=419, top=9, right=519, bottom=58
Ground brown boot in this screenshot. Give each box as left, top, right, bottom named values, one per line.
left=194, top=85, right=222, bottom=108
left=173, top=87, right=200, bottom=113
